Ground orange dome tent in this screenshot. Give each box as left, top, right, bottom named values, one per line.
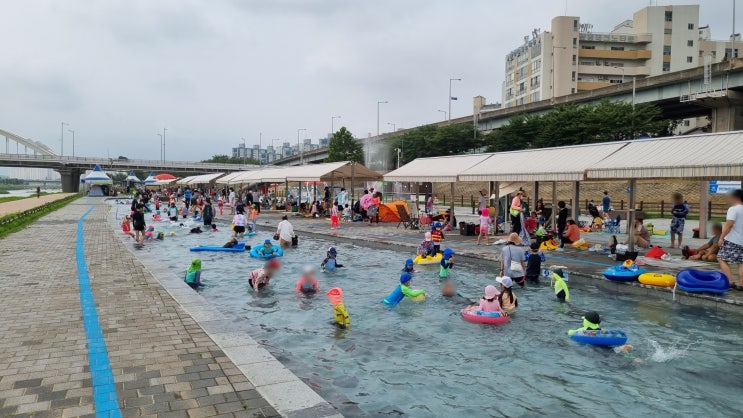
left=377, top=200, right=409, bottom=223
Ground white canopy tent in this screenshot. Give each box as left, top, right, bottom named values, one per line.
left=384, top=154, right=492, bottom=183
left=186, top=172, right=225, bottom=185
left=175, top=175, right=197, bottom=186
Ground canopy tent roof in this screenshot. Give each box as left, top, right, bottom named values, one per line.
left=214, top=171, right=247, bottom=185
left=185, top=172, right=225, bottom=185
left=214, top=162, right=380, bottom=185
left=82, top=165, right=113, bottom=185
left=460, top=142, right=628, bottom=182
left=383, top=154, right=492, bottom=183
left=126, top=171, right=142, bottom=183
left=142, top=172, right=157, bottom=185
left=175, top=175, right=197, bottom=185
left=586, top=132, right=743, bottom=180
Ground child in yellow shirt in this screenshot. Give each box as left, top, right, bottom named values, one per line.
left=326, top=287, right=350, bottom=328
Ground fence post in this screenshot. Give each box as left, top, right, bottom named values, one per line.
left=461, top=195, right=464, bottom=207
left=620, top=200, right=624, bottom=210
left=639, top=201, right=644, bottom=211
left=708, top=201, right=712, bottom=220
left=660, top=200, right=664, bottom=218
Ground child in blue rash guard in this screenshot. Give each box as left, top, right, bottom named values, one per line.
left=184, top=259, right=203, bottom=289
left=402, top=258, right=416, bottom=274
left=439, top=248, right=455, bottom=278
left=258, top=239, right=278, bottom=257
left=321, top=246, right=344, bottom=272
left=382, top=273, right=425, bottom=306
left=568, top=311, right=601, bottom=336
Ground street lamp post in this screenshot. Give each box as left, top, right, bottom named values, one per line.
left=387, top=122, right=396, bottom=133
left=60, top=122, right=68, bottom=156
left=437, top=110, right=447, bottom=121
left=394, top=147, right=401, bottom=169
left=376, top=100, right=388, bottom=168
left=448, top=77, right=461, bottom=123
left=241, top=137, right=247, bottom=166
left=162, top=128, right=167, bottom=161
left=68, top=129, right=75, bottom=157
left=297, top=128, right=307, bottom=165
left=331, top=115, right=341, bottom=134
left=158, top=133, right=163, bottom=161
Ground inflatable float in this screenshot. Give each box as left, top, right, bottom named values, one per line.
left=603, top=261, right=645, bottom=282
left=676, top=269, right=728, bottom=293
left=190, top=242, right=246, bottom=253
left=413, top=253, right=442, bottom=265
left=461, top=309, right=509, bottom=326
left=249, top=245, right=284, bottom=259
left=638, top=273, right=676, bottom=287
left=569, top=330, right=628, bottom=347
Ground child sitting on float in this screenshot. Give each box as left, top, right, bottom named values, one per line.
left=257, top=239, right=278, bottom=257
left=567, top=311, right=601, bottom=336
left=465, top=285, right=503, bottom=314
left=496, top=276, right=518, bottom=314
left=417, top=232, right=436, bottom=257
left=296, top=265, right=319, bottom=293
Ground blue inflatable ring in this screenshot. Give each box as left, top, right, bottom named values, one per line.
left=250, top=244, right=284, bottom=259
left=676, top=269, right=729, bottom=293
left=569, top=330, right=628, bottom=347
left=603, top=264, right=645, bottom=282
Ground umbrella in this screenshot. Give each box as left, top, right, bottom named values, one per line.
left=154, top=173, right=176, bottom=180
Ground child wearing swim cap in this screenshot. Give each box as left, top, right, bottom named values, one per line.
left=258, top=239, right=278, bottom=257
left=184, top=258, right=203, bottom=289
left=402, top=258, right=416, bottom=274
left=568, top=311, right=601, bottom=336
left=382, top=273, right=425, bottom=306
left=417, top=233, right=435, bottom=258
left=439, top=248, right=455, bottom=278
left=296, top=265, right=319, bottom=293
left=321, top=247, right=344, bottom=272
left=326, top=287, right=350, bottom=328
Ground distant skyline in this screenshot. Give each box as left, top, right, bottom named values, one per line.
left=0, top=0, right=737, bottom=163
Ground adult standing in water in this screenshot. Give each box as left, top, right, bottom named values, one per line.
left=718, top=189, right=743, bottom=290
left=202, top=198, right=214, bottom=227
left=276, top=215, right=296, bottom=247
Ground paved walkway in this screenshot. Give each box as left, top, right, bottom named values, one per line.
left=0, top=193, right=77, bottom=217
left=0, top=199, right=282, bottom=417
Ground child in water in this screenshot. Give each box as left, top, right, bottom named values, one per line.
left=184, top=259, right=203, bottom=289
left=382, top=273, right=425, bottom=306
left=210, top=224, right=219, bottom=232
left=568, top=311, right=601, bottom=336
left=525, top=242, right=546, bottom=285
left=121, top=215, right=135, bottom=239
left=496, top=276, right=518, bottom=314
left=326, top=287, right=350, bottom=328
left=551, top=268, right=570, bottom=303
left=296, top=265, right=319, bottom=293
left=417, top=232, right=436, bottom=257
left=249, top=259, right=281, bottom=291
left=223, top=238, right=238, bottom=248
left=466, top=285, right=503, bottom=314
left=402, top=258, right=416, bottom=274
left=258, top=239, right=278, bottom=257
left=439, top=248, right=455, bottom=278
left=321, top=247, right=344, bottom=272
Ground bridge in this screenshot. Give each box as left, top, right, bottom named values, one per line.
left=0, top=129, right=257, bottom=192
left=273, top=59, right=743, bottom=167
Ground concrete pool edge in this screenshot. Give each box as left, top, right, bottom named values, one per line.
left=281, top=224, right=743, bottom=314
left=107, top=207, right=344, bottom=418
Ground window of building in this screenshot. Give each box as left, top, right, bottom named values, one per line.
left=662, top=62, right=671, bottom=72
left=684, top=120, right=690, bottom=126
left=531, top=60, right=541, bottom=72
left=573, top=19, right=578, bottom=31
left=572, top=54, right=577, bottom=65
left=712, top=50, right=717, bottom=57
left=610, top=46, right=625, bottom=51
left=531, top=92, right=540, bottom=102
left=518, top=82, right=526, bottom=93
left=573, top=37, right=577, bottom=47
left=687, top=40, right=694, bottom=47
left=610, top=62, right=624, bottom=67
left=725, top=48, right=739, bottom=58
left=664, top=28, right=673, bottom=35
left=530, top=75, right=540, bottom=88
left=582, top=45, right=596, bottom=49
left=571, top=88, right=576, bottom=93
left=699, top=50, right=704, bottom=57
left=663, top=45, right=672, bottom=56
left=610, top=79, right=623, bottom=84
left=579, top=61, right=594, bottom=66
left=688, top=23, right=694, bottom=30
left=665, top=11, right=673, bottom=21
left=571, top=71, right=576, bottom=81
left=687, top=56, right=693, bottom=63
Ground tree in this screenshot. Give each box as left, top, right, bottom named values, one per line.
left=384, top=123, right=484, bottom=166
left=326, top=127, right=364, bottom=164
left=201, top=154, right=260, bottom=165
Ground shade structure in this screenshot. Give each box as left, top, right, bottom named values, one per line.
left=384, top=154, right=492, bottom=183
left=185, top=172, right=225, bottom=185
left=142, top=172, right=158, bottom=185
left=154, top=173, right=176, bottom=181
left=459, top=142, right=627, bottom=182
left=126, top=171, right=142, bottom=183
left=283, top=162, right=381, bottom=182
left=82, top=165, right=113, bottom=185
left=586, top=131, right=743, bottom=180
left=175, top=175, right=197, bottom=185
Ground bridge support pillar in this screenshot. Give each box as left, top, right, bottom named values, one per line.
left=710, top=104, right=743, bottom=132
left=57, top=168, right=81, bottom=193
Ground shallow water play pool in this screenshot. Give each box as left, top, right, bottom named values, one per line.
left=124, top=217, right=743, bottom=417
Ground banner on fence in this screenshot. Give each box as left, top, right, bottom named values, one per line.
left=709, top=181, right=741, bottom=194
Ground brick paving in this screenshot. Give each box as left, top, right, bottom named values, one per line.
left=0, top=199, right=280, bottom=417
left=0, top=193, right=77, bottom=217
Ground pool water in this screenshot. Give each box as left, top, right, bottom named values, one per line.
left=122, top=214, right=743, bottom=417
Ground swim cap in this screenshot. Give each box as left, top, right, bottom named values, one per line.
left=425, top=232, right=432, bottom=241
left=400, top=273, right=412, bottom=284
left=584, top=311, right=601, bottom=324
left=405, top=258, right=414, bottom=265
left=328, top=246, right=337, bottom=255
left=326, top=287, right=343, bottom=305
left=264, top=239, right=272, bottom=244
left=443, top=248, right=454, bottom=258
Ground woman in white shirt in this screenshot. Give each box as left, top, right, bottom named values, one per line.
left=718, top=189, right=743, bottom=289
left=276, top=215, right=296, bottom=247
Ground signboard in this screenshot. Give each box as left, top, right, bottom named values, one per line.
left=709, top=180, right=742, bottom=194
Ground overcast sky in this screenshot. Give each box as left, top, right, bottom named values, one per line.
left=0, top=0, right=736, bottom=162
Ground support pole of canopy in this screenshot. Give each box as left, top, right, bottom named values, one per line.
left=571, top=181, right=580, bottom=221
left=628, top=178, right=637, bottom=252
left=551, top=182, right=557, bottom=231
left=351, top=163, right=356, bottom=214
left=298, top=181, right=302, bottom=211
left=493, top=181, right=500, bottom=234
left=699, top=181, right=709, bottom=240
left=533, top=181, right=539, bottom=214
left=285, top=179, right=288, bottom=207
left=450, top=182, right=456, bottom=229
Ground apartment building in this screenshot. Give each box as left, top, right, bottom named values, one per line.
left=502, top=4, right=727, bottom=108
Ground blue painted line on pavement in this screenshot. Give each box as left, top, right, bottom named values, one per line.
left=76, top=206, right=122, bottom=418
